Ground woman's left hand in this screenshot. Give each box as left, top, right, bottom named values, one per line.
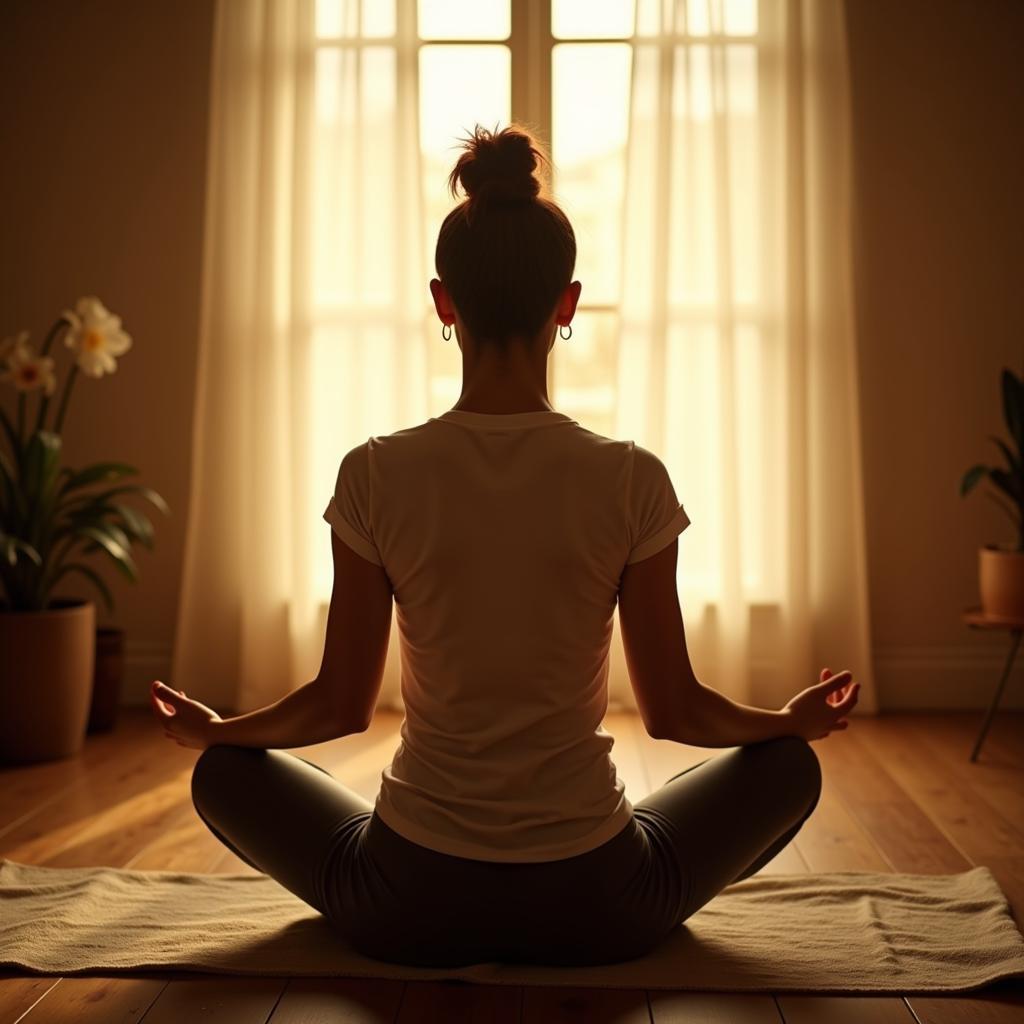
left=150, top=680, right=222, bottom=750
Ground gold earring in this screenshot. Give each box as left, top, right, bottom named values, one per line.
left=442, top=323, right=452, bottom=341
left=559, top=324, right=572, bottom=340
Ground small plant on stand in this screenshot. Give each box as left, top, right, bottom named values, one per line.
left=961, top=366, right=1024, bottom=619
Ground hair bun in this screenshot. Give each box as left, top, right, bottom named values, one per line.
left=447, top=123, right=549, bottom=206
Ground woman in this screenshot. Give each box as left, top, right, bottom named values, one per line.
left=152, top=124, right=860, bottom=968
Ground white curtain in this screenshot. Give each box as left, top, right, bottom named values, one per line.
left=609, top=0, right=878, bottom=714
left=174, top=0, right=427, bottom=712
left=177, top=0, right=877, bottom=717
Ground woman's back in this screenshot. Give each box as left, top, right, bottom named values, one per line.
left=325, top=406, right=690, bottom=862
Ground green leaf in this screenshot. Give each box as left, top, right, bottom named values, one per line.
left=989, top=435, right=1021, bottom=475
left=56, top=482, right=169, bottom=519
left=0, top=532, right=42, bottom=567
left=75, top=524, right=138, bottom=582
left=57, top=462, right=138, bottom=497
left=112, top=502, right=155, bottom=549
left=960, top=464, right=989, bottom=497
left=0, top=405, right=21, bottom=462
left=990, top=468, right=1021, bottom=503
left=1002, top=369, right=1024, bottom=455
left=49, top=562, right=114, bottom=615
left=0, top=447, right=18, bottom=519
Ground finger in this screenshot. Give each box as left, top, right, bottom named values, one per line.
left=820, top=667, right=831, bottom=682
left=835, top=682, right=861, bottom=709
left=817, top=670, right=853, bottom=693
left=153, top=681, right=184, bottom=708
left=150, top=690, right=171, bottom=719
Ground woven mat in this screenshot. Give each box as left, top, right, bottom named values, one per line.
left=2, top=860, right=1023, bottom=993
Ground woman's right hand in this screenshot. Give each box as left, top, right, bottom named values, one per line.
left=781, top=667, right=860, bottom=740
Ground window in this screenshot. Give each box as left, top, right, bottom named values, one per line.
left=311, top=0, right=771, bottom=599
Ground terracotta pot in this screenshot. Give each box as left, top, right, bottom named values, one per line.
left=0, top=598, right=95, bottom=764
left=979, top=544, right=1024, bottom=621
left=87, top=626, right=125, bottom=734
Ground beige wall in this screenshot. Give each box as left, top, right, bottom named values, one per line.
left=1, top=1, right=1021, bottom=710
left=845, top=0, right=1024, bottom=708
left=0, top=0, right=214, bottom=704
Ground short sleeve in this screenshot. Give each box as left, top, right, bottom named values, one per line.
left=323, top=441, right=384, bottom=566
left=625, top=442, right=691, bottom=565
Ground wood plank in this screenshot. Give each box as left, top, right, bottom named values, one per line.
left=849, top=716, right=1024, bottom=863
left=607, top=713, right=653, bottom=800
left=13, top=977, right=166, bottom=1023
left=775, top=994, right=916, bottom=1022
left=0, top=740, right=195, bottom=865
left=397, top=980, right=521, bottom=1023
left=0, top=718, right=142, bottom=839
left=792, top=771, right=891, bottom=873
left=135, top=976, right=284, bottom=1023
left=522, top=985, right=649, bottom=1023
left=267, top=978, right=404, bottom=1023
left=632, top=733, right=716, bottom=794
left=0, top=976, right=61, bottom=1024
left=813, top=728, right=971, bottom=874
left=909, top=989, right=1024, bottom=1024
left=648, top=990, right=781, bottom=1022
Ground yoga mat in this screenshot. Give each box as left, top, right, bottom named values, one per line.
left=1, top=860, right=1023, bottom=993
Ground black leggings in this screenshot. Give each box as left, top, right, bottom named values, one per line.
left=191, top=734, right=821, bottom=968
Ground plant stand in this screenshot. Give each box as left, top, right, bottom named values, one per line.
left=962, top=606, right=1023, bottom=762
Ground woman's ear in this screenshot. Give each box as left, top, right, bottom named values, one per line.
left=429, top=278, right=455, bottom=324
left=557, top=280, right=582, bottom=324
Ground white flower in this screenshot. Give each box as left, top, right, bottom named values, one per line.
left=0, top=330, right=30, bottom=369
left=0, top=346, right=57, bottom=395
left=62, top=296, right=132, bottom=378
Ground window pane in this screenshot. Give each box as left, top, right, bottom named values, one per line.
left=685, top=0, right=758, bottom=36
left=317, top=0, right=395, bottom=37
left=724, top=0, right=757, bottom=35
left=552, top=310, right=618, bottom=439
left=418, top=0, right=509, bottom=40
left=419, top=44, right=510, bottom=280
left=552, top=43, right=631, bottom=305
left=313, top=47, right=398, bottom=308
left=553, top=0, right=634, bottom=39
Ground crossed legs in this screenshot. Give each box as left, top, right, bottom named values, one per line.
left=632, top=735, right=823, bottom=922
left=190, top=745, right=372, bottom=915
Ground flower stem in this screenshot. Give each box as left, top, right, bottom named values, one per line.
left=17, top=393, right=25, bottom=443
left=53, top=363, right=79, bottom=436
left=35, top=317, right=71, bottom=435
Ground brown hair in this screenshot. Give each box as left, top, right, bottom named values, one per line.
left=434, top=123, right=576, bottom=352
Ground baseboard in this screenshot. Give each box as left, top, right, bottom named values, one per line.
left=121, top=641, right=174, bottom=708
left=874, top=644, right=1024, bottom=711
left=119, top=641, right=1024, bottom=713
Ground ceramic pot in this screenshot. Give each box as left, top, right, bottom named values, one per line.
left=0, top=598, right=96, bottom=763
left=979, top=544, right=1024, bottom=621
left=87, top=626, right=125, bottom=734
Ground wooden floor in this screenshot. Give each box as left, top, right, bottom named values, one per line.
left=1, top=709, right=1023, bottom=1023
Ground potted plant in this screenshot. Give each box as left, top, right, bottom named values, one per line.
left=961, top=366, right=1024, bottom=620
left=0, top=297, right=169, bottom=763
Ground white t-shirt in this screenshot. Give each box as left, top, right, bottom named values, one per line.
left=323, top=408, right=690, bottom=862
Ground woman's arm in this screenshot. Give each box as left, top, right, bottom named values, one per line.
left=668, top=681, right=793, bottom=747
left=207, top=678, right=365, bottom=749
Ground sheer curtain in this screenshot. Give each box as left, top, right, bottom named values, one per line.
left=177, top=0, right=877, bottom=717
left=609, top=0, right=877, bottom=713
left=173, top=0, right=426, bottom=712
